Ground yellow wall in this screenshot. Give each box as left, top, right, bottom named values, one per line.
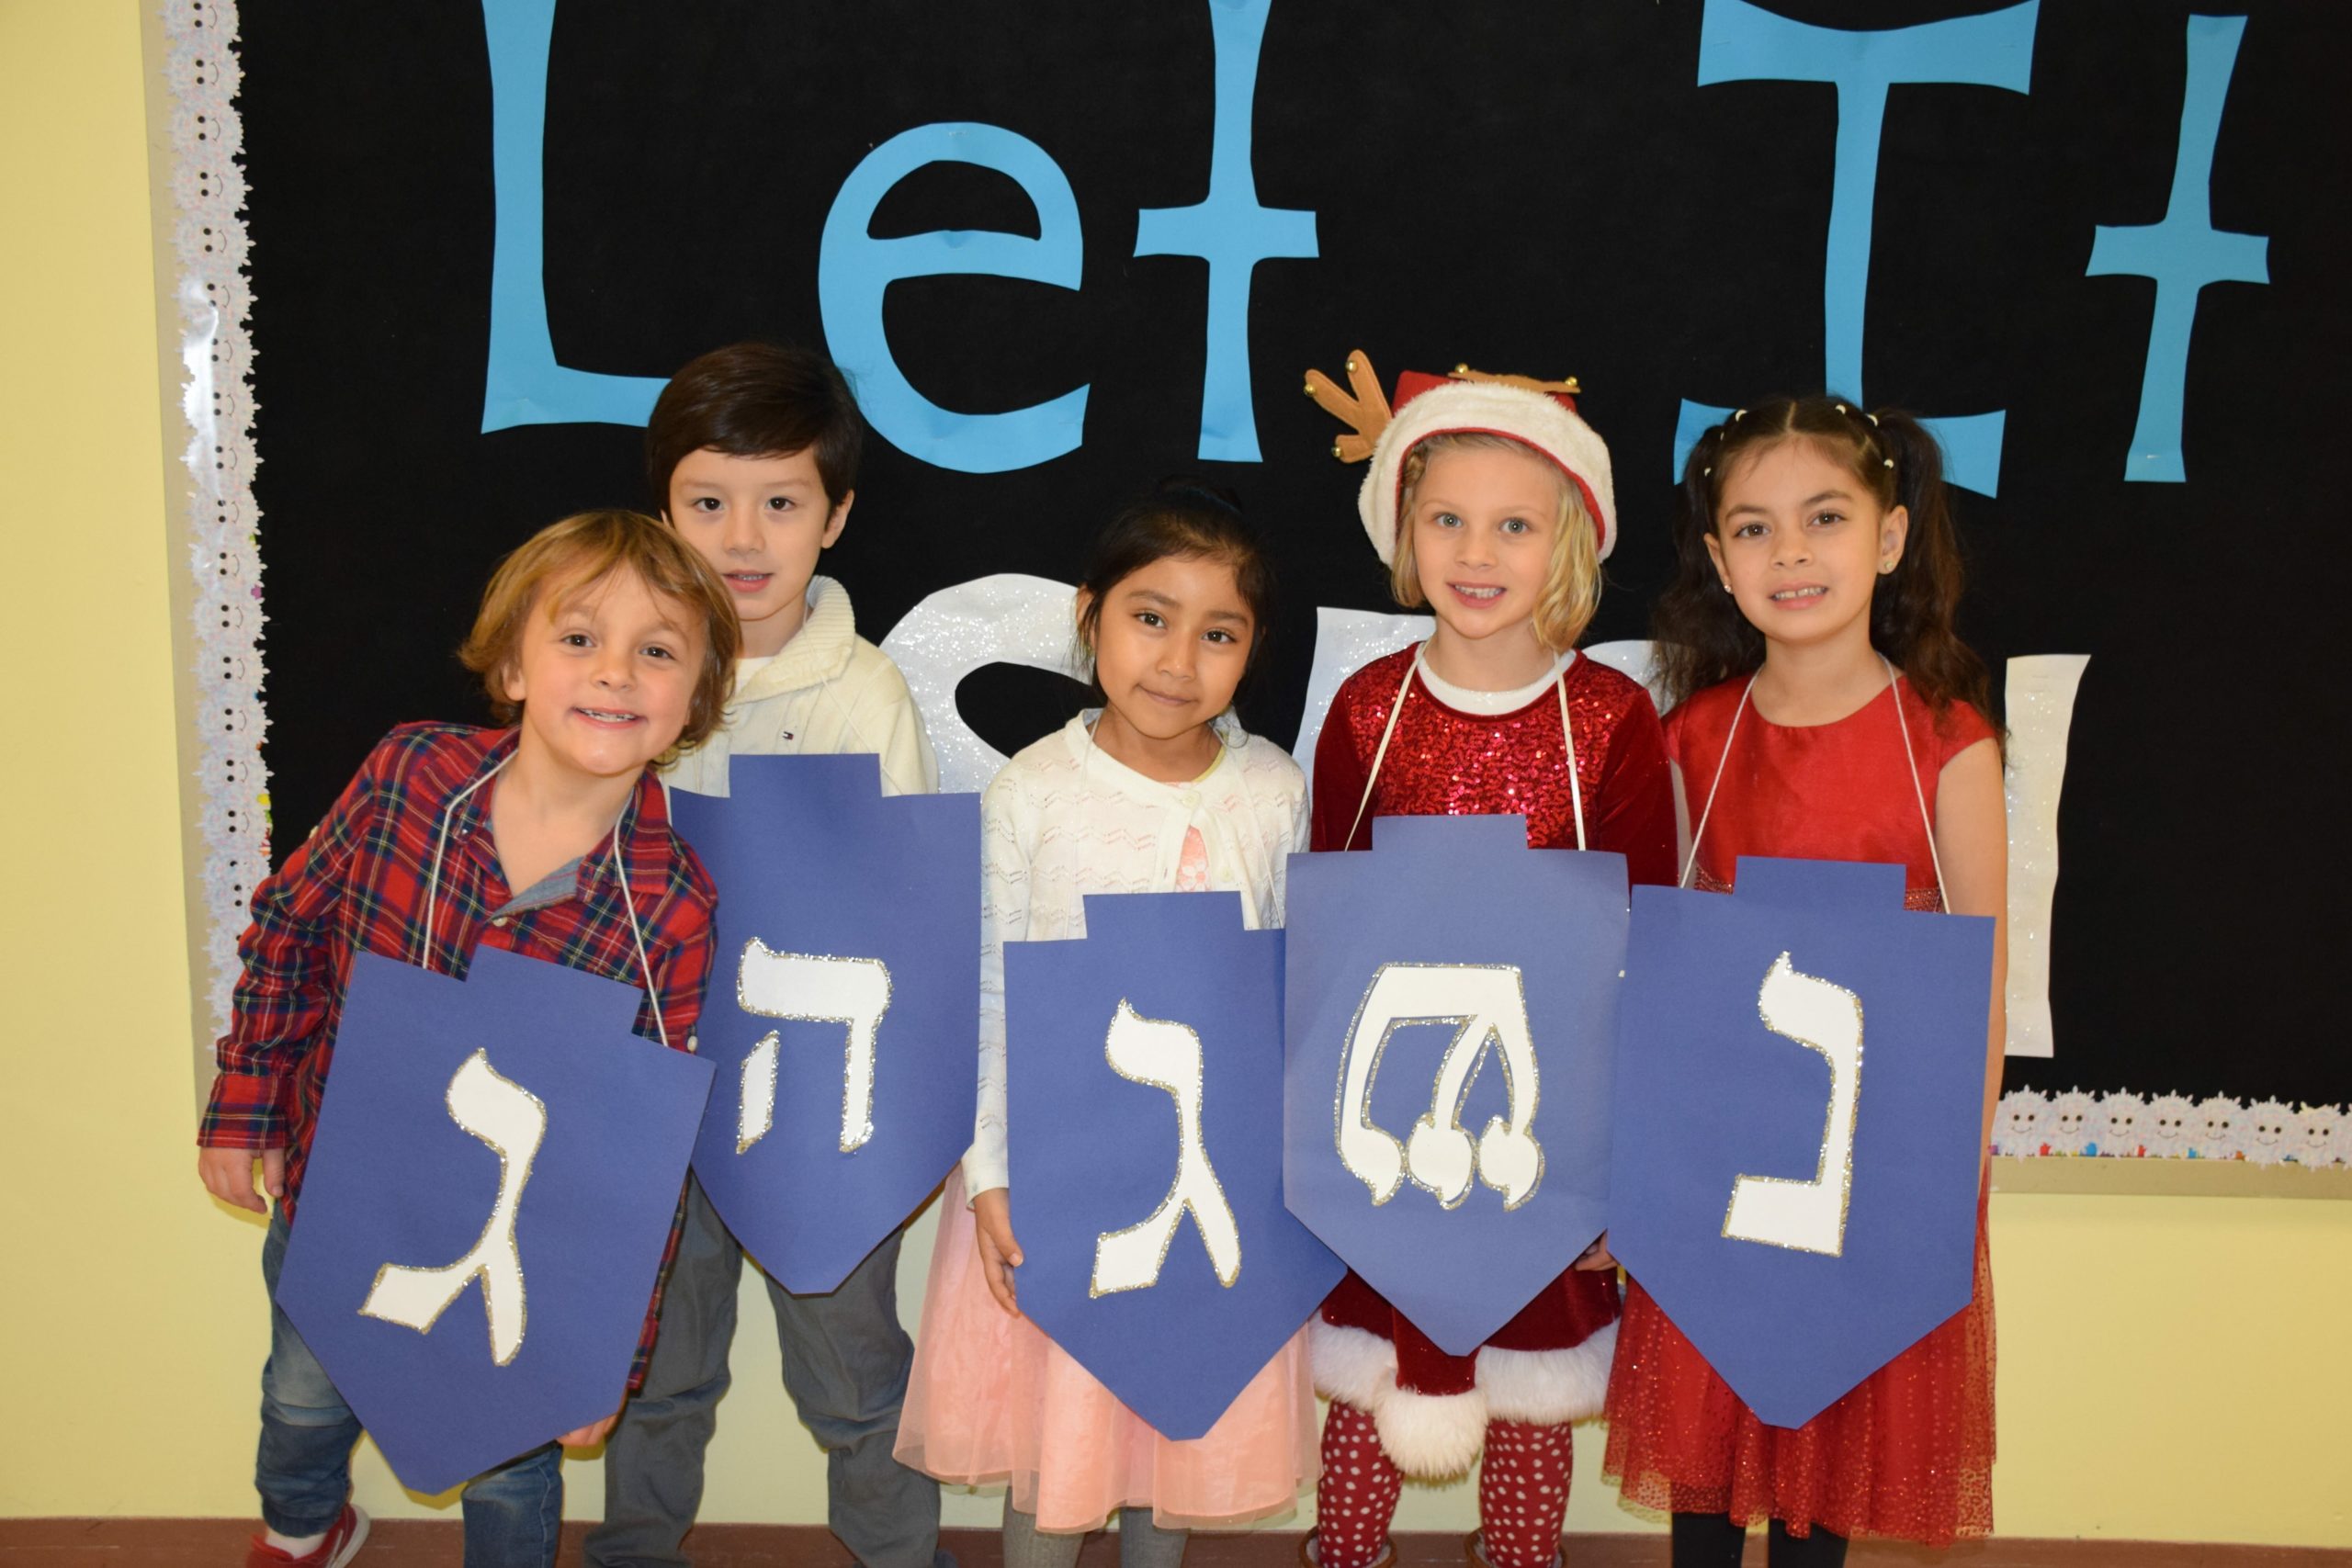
left=3, top=1, right=2345, bottom=1545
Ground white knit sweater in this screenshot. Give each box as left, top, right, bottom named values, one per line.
left=662, top=576, right=937, bottom=799
left=962, top=713, right=1307, bottom=1196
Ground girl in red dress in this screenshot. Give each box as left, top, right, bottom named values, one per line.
left=1602, top=397, right=2008, bottom=1565
left=1301, top=358, right=1676, bottom=1568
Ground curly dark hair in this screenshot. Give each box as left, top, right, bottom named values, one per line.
left=1653, top=395, right=1999, bottom=742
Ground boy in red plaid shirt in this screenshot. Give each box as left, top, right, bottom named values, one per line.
left=198, top=511, right=741, bottom=1568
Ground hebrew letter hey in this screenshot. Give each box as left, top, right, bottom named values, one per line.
left=1091, top=1000, right=1243, bottom=1296
left=358, top=1048, right=547, bottom=1366
left=1723, top=953, right=1865, bottom=1257
left=738, top=940, right=893, bottom=1155
left=1336, top=963, right=1544, bottom=1211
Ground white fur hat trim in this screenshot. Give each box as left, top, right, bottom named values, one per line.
left=1358, top=380, right=1618, bottom=568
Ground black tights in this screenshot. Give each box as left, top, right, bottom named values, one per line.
left=1669, top=1512, right=1849, bottom=1568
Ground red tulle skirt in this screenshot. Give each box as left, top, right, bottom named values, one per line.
left=1602, top=1200, right=1996, bottom=1546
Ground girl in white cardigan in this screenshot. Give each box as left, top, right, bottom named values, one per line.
left=896, top=483, right=1315, bottom=1567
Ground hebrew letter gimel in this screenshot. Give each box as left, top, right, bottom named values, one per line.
left=1091, top=1000, right=1243, bottom=1297
left=358, top=1049, right=546, bottom=1366
left=1335, top=963, right=1543, bottom=1211
left=1723, top=953, right=1864, bottom=1257
left=737, top=940, right=893, bottom=1155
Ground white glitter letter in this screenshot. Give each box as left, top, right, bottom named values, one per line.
left=1336, top=964, right=1543, bottom=1211
left=738, top=940, right=893, bottom=1155
left=1724, top=953, right=1863, bottom=1258
left=1091, top=1001, right=1242, bottom=1296
left=359, top=1049, right=546, bottom=1366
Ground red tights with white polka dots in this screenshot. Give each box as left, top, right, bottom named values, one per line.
left=1315, top=1399, right=1571, bottom=1568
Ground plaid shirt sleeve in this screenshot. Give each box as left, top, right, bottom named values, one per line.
left=623, top=834, right=718, bottom=1393
left=198, top=747, right=379, bottom=1150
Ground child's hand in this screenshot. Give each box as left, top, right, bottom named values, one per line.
left=1571, top=1231, right=1616, bottom=1272
left=199, top=1146, right=286, bottom=1213
left=973, top=1187, right=1023, bottom=1317
left=557, top=1409, right=621, bottom=1448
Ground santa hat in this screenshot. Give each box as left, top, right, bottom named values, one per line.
left=1306, top=352, right=1616, bottom=565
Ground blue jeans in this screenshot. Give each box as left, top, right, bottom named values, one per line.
left=585, top=1176, right=945, bottom=1568
left=258, top=1209, right=565, bottom=1564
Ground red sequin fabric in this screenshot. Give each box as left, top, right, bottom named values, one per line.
left=1309, top=646, right=1676, bottom=878
left=1601, top=675, right=2001, bottom=1544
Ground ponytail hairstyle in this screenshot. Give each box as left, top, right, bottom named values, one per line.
left=1073, top=477, right=1278, bottom=698
left=1654, top=395, right=1999, bottom=740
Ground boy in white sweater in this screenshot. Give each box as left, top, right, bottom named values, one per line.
left=588, top=344, right=944, bottom=1568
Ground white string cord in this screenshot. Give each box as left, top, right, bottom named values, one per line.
left=1349, top=644, right=1589, bottom=852
left=1344, top=653, right=1419, bottom=852
left=1555, top=672, right=1588, bottom=852
left=421, top=750, right=671, bottom=1047
left=1679, top=659, right=1948, bottom=909
left=1679, top=675, right=1755, bottom=889
left=1882, top=655, right=1951, bottom=910
left=420, top=757, right=510, bottom=970
left=609, top=818, right=672, bottom=1050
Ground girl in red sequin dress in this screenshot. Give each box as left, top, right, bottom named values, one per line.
left=1299, top=361, right=1676, bottom=1568
left=1602, top=397, right=2009, bottom=1566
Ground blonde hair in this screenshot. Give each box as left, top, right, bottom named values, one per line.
left=1392, top=433, right=1601, bottom=652
left=459, top=510, right=741, bottom=758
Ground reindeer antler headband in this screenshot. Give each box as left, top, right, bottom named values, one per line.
left=1306, top=350, right=1618, bottom=567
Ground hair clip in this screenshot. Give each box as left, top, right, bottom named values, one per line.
left=1732, top=408, right=1747, bottom=422
left=1883, top=457, right=1894, bottom=468
left=1835, top=402, right=1849, bottom=414
left=1702, top=466, right=1713, bottom=476
left=1866, top=412, right=1880, bottom=426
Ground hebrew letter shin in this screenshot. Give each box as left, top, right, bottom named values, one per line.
left=1336, top=964, right=1543, bottom=1210
left=1091, top=1000, right=1243, bottom=1296
left=358, top=1049, right=547, bottom=1366
left=1723, top=953, right=1865, bottom=1257
left=738, top=940, right=893, bottom=1154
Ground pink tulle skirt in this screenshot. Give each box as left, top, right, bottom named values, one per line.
left=894, top=1170, right=1319, bottom=1531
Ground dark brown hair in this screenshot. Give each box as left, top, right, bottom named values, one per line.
left=1654, top=395, right=1999, bottom=736
left=459, top=510, right=741, bottom=757
left=645, top=342, right=864, bottom=512
left=1074, top=479, right=1278, bottom=688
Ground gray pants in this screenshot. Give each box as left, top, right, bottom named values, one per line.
left=586, top=1176, right=946, bottom=1567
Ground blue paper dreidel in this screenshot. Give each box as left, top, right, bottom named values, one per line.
left=672, top=754, right=981, bottom=1292
left=1007, top=892, right=1344, bottom=1440
left=1283, top=815, right=1628, bottom=1357
left=1610, top=857, right=1995, bottom=1428
left=275, top=947, right=716, bottom=1496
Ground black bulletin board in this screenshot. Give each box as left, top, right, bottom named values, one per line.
left=232, top=0, right=2349, bottom=1117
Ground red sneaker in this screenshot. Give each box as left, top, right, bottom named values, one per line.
left=246, top=1504, right=369, bottom=1568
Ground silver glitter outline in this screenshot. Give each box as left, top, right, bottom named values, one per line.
left=1088, top=998, right=1243, bottom=1299
left=358, top=1048, right=546, bottom=1367
left=1331, top=960, right=1544, bottom=1211
left=736, top=938, right=895, bottom=1155
left=1720, top=953, right=1864, bottom=1258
